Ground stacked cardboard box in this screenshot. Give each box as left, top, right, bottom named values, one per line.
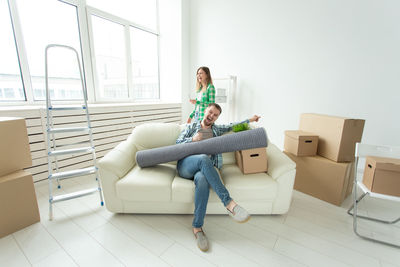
left=0, top=117, right=40, bottom=238
left=0, top=117, right=32, bottom=176
left=299, top=113, right=365, bottom=162
left=284, top=113, right=365, bottom=206
left=284, top=130, right=318, bottom=156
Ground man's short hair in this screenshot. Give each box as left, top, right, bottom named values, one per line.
left=208, top=103, right=222, bottom=114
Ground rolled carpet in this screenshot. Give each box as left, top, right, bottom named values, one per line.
left=136, top=127, right=268, bottom=168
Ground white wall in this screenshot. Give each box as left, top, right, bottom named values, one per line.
left=159, top=0, right=182, bottom=102
left=185, top=0, right=400, bottom=148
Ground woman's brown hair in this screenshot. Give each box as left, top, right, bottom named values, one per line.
left=196, top=66, right=213, bottom=92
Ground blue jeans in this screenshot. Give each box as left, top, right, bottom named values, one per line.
left=177, top=154, right=232, bottom=228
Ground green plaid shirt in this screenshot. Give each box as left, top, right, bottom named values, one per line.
left=189, top=83, right=215, bottom=121
left=176, top=119, right=250, bottom=169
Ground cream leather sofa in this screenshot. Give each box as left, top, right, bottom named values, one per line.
left=98, top=123, right=296, bottom=215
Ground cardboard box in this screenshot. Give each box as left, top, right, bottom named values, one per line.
left=299, top=113, right=365, bottom=162
left=362, top=156, right=400, bottom=197
left=0, top=117, right=32, bottom=177
left=284, top=152, right=355, bottom=206
left=284, top=130, right=318, bottom=156
left=235, top=147, right=268, bottom=174
left=0, top=170, right=40, bottom=238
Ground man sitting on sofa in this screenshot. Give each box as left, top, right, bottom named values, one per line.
left=176, top=103, right=261, bottom=252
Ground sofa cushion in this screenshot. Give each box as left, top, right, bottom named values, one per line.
left=171, top=177, right=222, bottom=203
left=130, top=122, right=181, bottom=151
left=171, top=176, right=194, bottom=202
left=116, top=164, right=176, bottom=202
left=221, top=164, right=277, bottom=201
left=171, top=164, right=277, bottom=203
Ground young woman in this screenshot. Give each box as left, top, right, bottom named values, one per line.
left=187, top=66, right=215, bottom=123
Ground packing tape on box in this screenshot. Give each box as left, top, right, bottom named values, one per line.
left=136, top=127, right=268, bottom=168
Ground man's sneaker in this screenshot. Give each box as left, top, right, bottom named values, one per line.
left=194, top=231, right=209, bottom=252
left=228, top=205, right=251, bottom=223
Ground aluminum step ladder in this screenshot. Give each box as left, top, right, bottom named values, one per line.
left=45, top=44, right=103, bottom=220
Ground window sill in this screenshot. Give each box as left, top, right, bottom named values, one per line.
left=0, top=101, right=181, bottom=112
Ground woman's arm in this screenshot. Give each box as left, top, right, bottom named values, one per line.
left=189, top=110, right=195, bottom=119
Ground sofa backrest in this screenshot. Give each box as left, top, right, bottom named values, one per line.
left=130, top=122, right=182, bottom=151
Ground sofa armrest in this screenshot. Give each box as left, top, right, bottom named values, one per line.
left=97, top=136, right=137, bottom=212
left=98, top=136, right=138, bottom=179
left=267, top=143, right=296, bottom=180
left=267, top=143, right=296, bottom=214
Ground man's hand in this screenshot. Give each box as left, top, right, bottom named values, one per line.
left=192, top=132, right=202, bottom=142
left=249, top=115, right=261, bottom=122
left=187, top=117, right=192, bottom=124
left=189, top=99, right=197, bottom=104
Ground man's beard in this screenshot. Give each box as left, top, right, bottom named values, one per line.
left=203, top=117, right=212, bottom=126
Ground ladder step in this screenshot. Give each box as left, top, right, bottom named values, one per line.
left=49, top=146, right=94, bottom=157
left=51, top=140, right=90, bottom=148
left=51, top=187, right=100, bottom=203
left=49, top=105, right=86, bottom=111
left=49, top=166, right=97, bottom=180
left=48, top=127, right=90, bottom=134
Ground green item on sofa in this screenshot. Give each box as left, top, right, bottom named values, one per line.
left=232, top=123, right=250, bottom=132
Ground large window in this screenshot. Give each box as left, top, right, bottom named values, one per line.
left=1, top=0, right=160, bottom=104
left=88, top=6, right=159, bottom=101
left=0, top=0, right=25, bottom=101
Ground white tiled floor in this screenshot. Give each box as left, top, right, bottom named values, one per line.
left=1, top=176, right=399, bottom=267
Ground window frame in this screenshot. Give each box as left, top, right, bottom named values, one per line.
left=5, top=0, right=33, bottom=104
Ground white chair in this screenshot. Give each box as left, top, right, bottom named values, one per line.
left=347, top=142, right=400, bottom=248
